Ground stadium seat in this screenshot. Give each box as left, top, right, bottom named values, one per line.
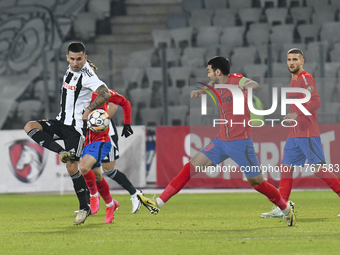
left=159, top=86, right=182, bottom=106
left=189, top=9, right=213, bottom=29
left=246, top=27, right=270, bottom=46
left=303, top=62, right=318, bottom=76
left=290, top=7, right=313, bottom=25
left=182, top=0, right=204, bottom=13
left=330, top=0, right=340, bottom=11
left=196, top=26, right=222, bottom=47
left=122, top=67, right=145, bottom=89
left=0, top=0, right=15, bottom=8
left=212, top=8, right=237, bottom=27
left=320, top=22, right=340, bottom=50
left=305, top=41, right=328, bottom=62
left=152, top=29, right=173, bottom=48
left=140, top=107, right=163, bottom=127
left=191, top=67, right=209, bottom=79
left=324, top=62, right=340, bottom=78
left=272, top=62, right=291, bottom=79
left=230, top=46, right=257, bottom=73
left=270, top=24, right=295, bottom=54
left=330, top=43, right=340, bottom=62
left=259, top=0, right=279, bottom=8
left=181, top=47, right=206, bottom=67
left=167, top=13, right=188, bottom=29
left=171, top=27, right=193, bottom=48
left=305, top=0, right=330, bottom=10
left=256, top=43, right=277, bottom=64
left=228, top=0, right=252, bottom=9
left=312, top=7, right=336, bottom=30
left=129, top=88, right=152, bottom=109
left=265, top=8, right=288, bottom=25
left=158, top=47, right=181, bottom=67
left=297, top=24, right=319, bottom=44
left=205, top=46, right=219, bottom=61
left=168, top=66, right=193, bottom=87
left=88, top=0, right=110, bottom=19
left=17, top=0, right=56, bottom=9
left=244, top=64, right=268, bottom=85
left=219, top=26, right=245, bottom=58
left=73, top=12, right=96, bottom=41
left=204, top=0, right=227, bottom=9
left=286, top=0, right=304, bottom=7
left=145, top=67, right=163, bottom=88
left=127, top=50, right=154, bottom=68
left=168, top=105, right=189, bottom=125
left=238, top=8, right=262, bottom=26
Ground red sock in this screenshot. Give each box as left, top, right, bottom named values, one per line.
left=315, top=168, right=340, bottom=197
left=83, top=171, right=98, bottom=195
left=97, top=178, right=113, bottom=204
left=159, top=162, right=195, bottom=203
left=254, top=181, right=287, bottom=210
left=279, top=165, right=293, bottom=202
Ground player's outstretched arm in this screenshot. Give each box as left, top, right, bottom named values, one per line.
left=82, top=85, right=111, bottom=120
left=242, top=79, right=260, bottom=91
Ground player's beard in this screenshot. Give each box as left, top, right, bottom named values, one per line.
left=288, top=66, right=300, bottom=75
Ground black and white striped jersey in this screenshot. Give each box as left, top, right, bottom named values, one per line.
left=56, top=61, right=106, bottom=134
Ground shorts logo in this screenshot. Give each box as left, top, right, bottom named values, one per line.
left=204, top=143, right=214, bottom=151
left=8, top=140, right=46, bottom=183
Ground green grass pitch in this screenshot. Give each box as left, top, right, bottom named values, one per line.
left=0, top=190, right=339, bottom=255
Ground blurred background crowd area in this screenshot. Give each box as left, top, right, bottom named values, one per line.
left=1, top=0, right=340, bottom=130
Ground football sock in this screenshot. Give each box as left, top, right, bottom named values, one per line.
left=159, top=162, right=194, bottom=203
left=104, top=169, right=136, bottom=195
left=83, top=170, right=98, bottom=195
left=27, top=129, right=64, bottom=153
left=71, top=171, right=89, bottom=210
left=254, top=180, right=288, bottom=211
left=97, top=178, right=113, bottom=204
left=156, top=197, right=165, bottom=208
left=279, top=165, right=293, bottom=202
left=314, top=168, right=340, bottom=197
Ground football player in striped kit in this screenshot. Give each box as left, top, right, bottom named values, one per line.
left=24, top=42, right=111, bottom=225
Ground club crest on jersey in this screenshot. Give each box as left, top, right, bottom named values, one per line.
left=74, top=76, right=78, bottom=80
left=8, top=140, right=46, bottom=183
left=307, top=86, right=314, bottom=93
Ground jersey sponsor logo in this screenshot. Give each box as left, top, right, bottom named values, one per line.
left=8, top=140, right=46, bottom=183
left=63, top=81, right=76, bottom=91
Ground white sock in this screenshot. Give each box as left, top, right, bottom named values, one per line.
left=106, top=201, right=113, bottom=207
left=90, top=192, right=99, bottom=197
left=156, top=197, right=165, bottom=208
left=282, top=205, right=291, bottom=215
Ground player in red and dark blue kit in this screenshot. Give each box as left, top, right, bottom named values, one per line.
left=138, top=56, right=296, bottom=226
left=75, top=88, right=133, bottom=225
left=262, top=48, right=340, bottom=218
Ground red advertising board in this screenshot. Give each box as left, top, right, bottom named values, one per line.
left=156, top=124, right=340, bottom=188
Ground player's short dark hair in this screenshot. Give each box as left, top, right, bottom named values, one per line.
left=287, top=48, right=304, bottom=57
left=207, top=56, right=230, bottom=75
left=68, top=42, right=86, bottom=54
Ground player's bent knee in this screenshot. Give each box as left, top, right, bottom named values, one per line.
left=247, top=174, right=264, bottom=187
left=24, top=121, right=42, bottom=133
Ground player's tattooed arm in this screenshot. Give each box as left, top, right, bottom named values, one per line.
left=87, top=85, right=111, bottom=111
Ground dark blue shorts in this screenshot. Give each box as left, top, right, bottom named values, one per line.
left=82, top=141, right=111, bottom=169
left=281, top=137, right=326, bottom=166
left=200, top=137, right=261, bottom=177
